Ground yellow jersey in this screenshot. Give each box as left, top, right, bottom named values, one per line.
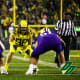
left=10, top=32, right=32, bottom=48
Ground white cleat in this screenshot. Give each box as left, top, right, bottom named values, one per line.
left=1, top=70, right=8, bottom=75
left=25, top=69, right=33, bottom=75
left=62, top=70, right=67, bottom=74
left=25, top=68, right=37, bottom=75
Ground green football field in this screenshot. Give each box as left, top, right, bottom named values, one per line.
left=0, top=50, right=80, bottom=80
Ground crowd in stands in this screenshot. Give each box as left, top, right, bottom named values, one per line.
left=0, top=0, right=80, bottom=25
left=0, top=0, right=80, bottom=49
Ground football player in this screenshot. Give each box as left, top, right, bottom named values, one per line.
left=5, top=20, right=33, bottom=71
left=0, top=39, right=8, bottom=74
left=25, top=28, right=65, bottom=75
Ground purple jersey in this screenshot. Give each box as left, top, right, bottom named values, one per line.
left=36, top=31, right=59, bottom=46
left=31, top=31, right=62, bottom=57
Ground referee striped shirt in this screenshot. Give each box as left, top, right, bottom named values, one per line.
left=55, top=20, right=77, bottom=37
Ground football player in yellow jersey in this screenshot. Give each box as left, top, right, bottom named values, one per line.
left=5, top=20, right=33, bottom=71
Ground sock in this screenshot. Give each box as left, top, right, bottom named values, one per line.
left=29, top=64, right=38, bottom=71
left=29, top=64, right=34, bottom=69
left=5, top=63, right=9, bottom=67
left=34, top=65, right=37, bottom=69
left=5, top=63, right=9, bottom=66
left=5, top=63, right=9, bottom=71
left=1, top=66, right=5, bottom=71
left=34, top=65, right=39, bottom=72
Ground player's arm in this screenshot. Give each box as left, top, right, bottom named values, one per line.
left=57, top=35, right=66, bottom=47
left=27, top=35, right=33, bottom=50
left=25, top=36, right=33, bottom=57
left=35, top=41, right=38, bottom=48
left=9, top=34, right=15, bottom=42
left=57, top=35, right=63, bottom=42
left=28, top=36, right=32, bottom=45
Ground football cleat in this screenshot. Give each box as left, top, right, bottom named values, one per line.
left=60, top=63, right=67, bottom=74
left=25, top=68, right=37, bottom=75
left=61, top=70, right=67, bottom=74
left=1, top=68, right=8, bottom=75
left=33, top=68, right=38, bottom=74
left=25, top=68, right=34, bottom=75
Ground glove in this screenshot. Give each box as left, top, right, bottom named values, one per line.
left=26, top=45, right=33, bottom=56
left=24, top=53, right=28, bottom=60
left=18, top=50, right=23, bottom=54
left=23, top=45, right=33, bottom=60
left=13, top=45, right=17, bottom=50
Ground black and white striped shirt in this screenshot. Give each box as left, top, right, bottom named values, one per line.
left=55, top=20, right=77, bottom=37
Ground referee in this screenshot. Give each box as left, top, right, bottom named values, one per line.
left=55, top=12, right=77, bottom=67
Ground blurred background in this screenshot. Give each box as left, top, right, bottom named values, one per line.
left=0, top=0, right=80, bottom=49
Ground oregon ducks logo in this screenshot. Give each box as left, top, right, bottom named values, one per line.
left=61, top=62, right=76, bottom=74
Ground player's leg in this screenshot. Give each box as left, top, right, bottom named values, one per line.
left=25, top=42, right=45, bottom=75
left=5, top=45, right=15, bottom=71
left=0, top=57, right=4, bottom=67
left=55, top=41, right=66, bottom=68
left=29, top=41, right=39, bottom=65
left=0, top=58, right=8, bottom=75
left=25, top=55, right=39, bottom=75
left=55, top=54, right=60, bottom=67
left=0, top=45, right=4, bottom=66
left=55, top=43, right=66, bottom=74
left=57, top=51, right=65, bottom=66
left=5, top=52, right=14, bottom=71
left=55, top=43, right=65, bottom=65
left=0, top=45, right=8, bottom=74
left=57, top=51, right=67, bottom=74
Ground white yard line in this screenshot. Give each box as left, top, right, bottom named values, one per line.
left=30, top=74, right=80, bottom=75
left=3, top=54, right=80, bottom=76
left=0, top=74, right=80, bottom=76
left=7, top=68, right=80, bottom=71
left=4, top=54, right=57, bottom=68
left=7, top=69, right=57, bottom=71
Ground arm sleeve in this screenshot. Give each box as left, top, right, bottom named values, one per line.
left=55, top=20, right=60, bottom=31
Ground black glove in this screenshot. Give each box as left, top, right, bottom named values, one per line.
left=19, top=51, right=22, bottom=54
left=13, top=45, right=17, bottom=50
left=26, top=49, right=30, bottom=55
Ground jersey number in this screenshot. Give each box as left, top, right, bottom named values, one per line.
left=16, top=38, right=28, bottom=46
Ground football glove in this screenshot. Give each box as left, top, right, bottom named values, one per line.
left=26, top=45, right=33, bottom=56
left=24, top=45, right=33, bottom=60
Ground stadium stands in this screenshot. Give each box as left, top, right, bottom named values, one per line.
left=0, top=0, right=80, bottom=49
